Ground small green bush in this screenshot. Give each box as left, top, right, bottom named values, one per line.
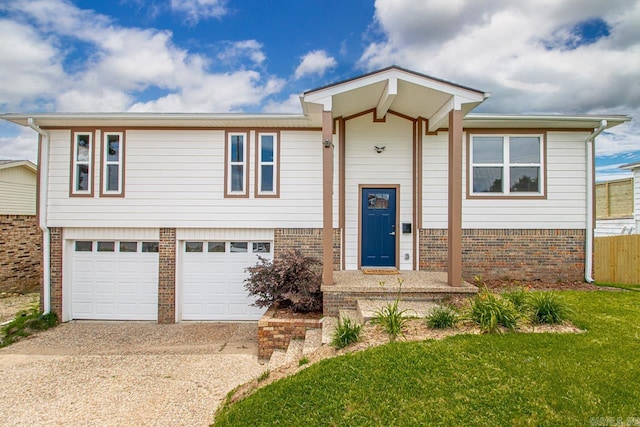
left=298, top=356, right=309, bottom=366
left=371, top=299, right=411, bottom=341
left=529, top=291, right=571, bottom=324
left=331, top=316, right=362, bottom=349
left=468, top=289, right=521, bottom=333
left=0, top=306, right=58, bottom=348
left=425, top=305, right=458, bottom=329
left=257, top=370, right=270, bottom=382
left=502, top=287, right=530, bottom=312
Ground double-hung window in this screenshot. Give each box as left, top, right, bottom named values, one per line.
left=71, top=131, right=94, bottom=196
left=256, top=132, right=279, bottom=197
left=226, top=132, right=249, bottom=197
left=470, top=134, right=544, bottom=197
left=101, top=131, right=124, bottom=196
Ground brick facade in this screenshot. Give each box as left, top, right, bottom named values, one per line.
left=48, top=227, right=63, bottom=319
left=274, top=228, right=341, bottom=269
left=158, top=228, right=176, bottom=324
left=0, top=215, right=42, bottom=293
left=419, top=228, right=586, bottom=282
left=257, top=306, right=322, bottom=359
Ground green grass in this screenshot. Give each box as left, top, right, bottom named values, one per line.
left=0, top=305, right=58, bottom=348
left=214, top=291, right=640, bottom=426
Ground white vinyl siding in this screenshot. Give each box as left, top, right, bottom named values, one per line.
left=422, top=130, right=590, bottom=229
left=344, top=114, right=414, bottom=270
left=0, top=166, right=37, bottom=215
left=634, top=168, right=640, bottom=233
left=45, top=129, right=322, bottom=228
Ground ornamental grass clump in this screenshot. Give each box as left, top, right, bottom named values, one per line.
left=371, top=279, right=411, bottom=342
left=331, top=316, right=362, bottom=349
left=528, top=291, right=572, bottom=324
left=244, top=249, right=322, bottom=313
left=425, top=305, right=458, bottom=329
left=502, top=287, right=530, bottom=312
left=468, top=288, right=521, bottom=334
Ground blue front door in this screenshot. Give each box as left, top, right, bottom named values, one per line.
left=361, top=188, right=396, bottom=267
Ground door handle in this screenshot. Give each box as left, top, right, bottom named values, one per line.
left=389, top=232, right=396, bottom=236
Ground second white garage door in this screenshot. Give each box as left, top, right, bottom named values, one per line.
left=181, top=240, right=272, bottom=320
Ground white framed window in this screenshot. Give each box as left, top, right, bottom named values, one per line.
left=256, top=132, right=278, bottom=196
left=71, top=131, right=93, bottom=196
left=101, top=131, right=124, bottom=196
left=469, top=134, right=544, bottom=197
left=225, top=132, right=249, bottom=197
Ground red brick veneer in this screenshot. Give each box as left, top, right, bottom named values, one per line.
left=158, top=228, right=176, bottom=324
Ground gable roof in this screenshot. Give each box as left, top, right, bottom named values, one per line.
left=0, top=160, right=37, bottom=173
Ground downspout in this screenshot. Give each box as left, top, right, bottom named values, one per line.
left=584, top=120, right=607, bottom=283
left=27, top=118, right=51, bottom=314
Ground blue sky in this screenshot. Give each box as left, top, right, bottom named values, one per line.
left=1, top=0, right=639, bottom=181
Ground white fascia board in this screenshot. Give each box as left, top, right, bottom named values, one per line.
left=620, top=161, right=640, bottom=171
left=465, top=113, right=631, bottom=127
left=0, top=160, right=37, bottom=172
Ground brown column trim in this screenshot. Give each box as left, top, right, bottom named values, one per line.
left=338, top=118, right=346, bottom=270
left=448, top=110, right=463, bottom=286
left=322, top=111, right=334, bottom=285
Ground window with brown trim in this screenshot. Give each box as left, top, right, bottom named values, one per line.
left=469, top=134, right=544, bottom=197
left=225, top=132, right=249, bottom=197
left=256, top=132, right=279, bottom=196
left=71, top=131, right=94, bottom=196
left=101, top=131, right=125, bottom=196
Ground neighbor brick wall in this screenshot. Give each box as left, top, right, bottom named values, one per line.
left=0, top=215, right=42, bottom=293
left=274, top=228, right=341, bottom=269
left=158, top=228, right=176, bottom=324
left=257, top=307, right=322, bottom=360
left=49, top=227, right=63, bottom=320
left=419, top=229, right=586, bottom=282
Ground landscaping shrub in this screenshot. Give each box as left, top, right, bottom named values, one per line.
left=467, top=289, right=521, bottom=333
left=371, top=299, right=411, bottom=341
left=502, top=287, right=530, bottom=311
left=529, top=291, right=572, bottom=324
left=425, top=305, right=458, bottom=329
left=331, top=316, right=362, bottom=349
left=244, top=249, right=322, bottom=313
left=0, top=305, right=58, bottom=348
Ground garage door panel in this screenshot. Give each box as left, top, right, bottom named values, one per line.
left=71, top=240, right=159, bottom=321
left=182, top=241, right=271, bottom=321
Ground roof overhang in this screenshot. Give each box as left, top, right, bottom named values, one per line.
left=0, top=113, right=316, bottom=129
left=462, top=113, right=631, bottom=130
left=0, top=159, right=37, bottom=172
left=303, top=66, right=490, bottom=131
left=620, top=161, right=640, bottom=171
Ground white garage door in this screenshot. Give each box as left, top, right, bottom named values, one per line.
left=71, top=240, right=159, bottom=320
left=182, top=240, right=271, bottom=320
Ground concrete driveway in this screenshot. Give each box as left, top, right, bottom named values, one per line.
left=0, top=321, right=265, bottom=426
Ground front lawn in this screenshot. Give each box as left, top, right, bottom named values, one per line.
left=214, top=291, right=640, bottom=426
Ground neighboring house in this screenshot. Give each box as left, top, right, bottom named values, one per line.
left=621, top=161, right=640, bottom=233
left=595, top=177, right=635, bottom=236
left=0, top=66, right=631, bottom=323
left=0, top=160, right=42, bottom=293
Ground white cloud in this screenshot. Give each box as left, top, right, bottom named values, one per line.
left=217, top=40, right=266, bottom=66
left=358, top=0, right=640, bottom=159
left=262, top=94, right=303, bottom=114
left=294, top=50, right=337, bottom=79
left=0, top=125, right=39, bottom=163
left=170, top=0, right=228, bottom=24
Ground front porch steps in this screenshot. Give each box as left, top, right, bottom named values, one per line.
left=268, top=328, right=324, bottom=369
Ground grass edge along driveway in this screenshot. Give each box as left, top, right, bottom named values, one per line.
left=215, top=291, right=640, bottom=426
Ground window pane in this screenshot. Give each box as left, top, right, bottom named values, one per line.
left=231, top=135, right=243, bottom=162
left=142, top=242, right=159, bottom=253
left=208, top=242, right=225, bottom=252
left=510, top=167, right=540, bottom=192
left=119, top=241, right=137, bottom=252
left=107, top=164, right=119, bottom=191
left=261, top=165, right=274, bottom=192
left=230, top=242, right=248, bottom=252
left=253, top=242, right=271, bottom=253
left=261, top=135, right=274, bottom=162
left=185, top=241, right=203, bottom=252
left=473, top=137, right=503, bottom=164
left=75, top=241, right=93, bottom=252
left=76, top=164, right=89, bottom=191
left=97, top=241, right=115, bottom=252
left=231, top=165, right=244, bottom=192
left=76, top=135, right=90, bottom=161
left=510, top=137, right=540, bottom=163
left=367, top=193, right=389, bottom=209
left=473, top=167, right=503, bottom=193
left=107, top=135, right=120, bottom=161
